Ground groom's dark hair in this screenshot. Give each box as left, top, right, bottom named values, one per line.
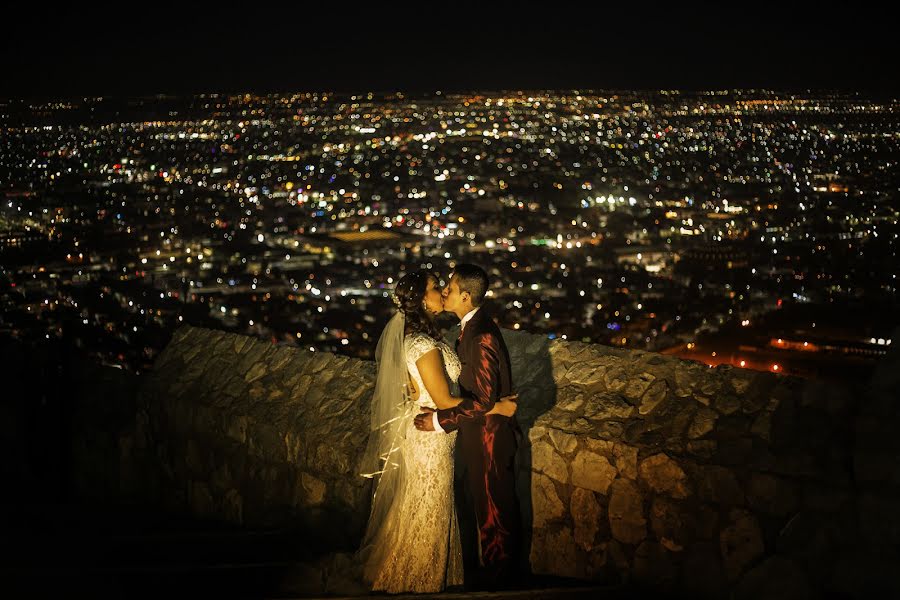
left=452, top=263, right=489, bottom=307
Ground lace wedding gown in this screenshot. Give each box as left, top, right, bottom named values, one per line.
left=365, top=332, right=465, bottom=593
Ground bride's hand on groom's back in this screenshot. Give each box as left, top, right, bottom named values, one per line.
left=495, top=393, right=519, bottom=417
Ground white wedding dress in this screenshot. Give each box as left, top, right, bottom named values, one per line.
left=366, top=332, right=465, bottom=593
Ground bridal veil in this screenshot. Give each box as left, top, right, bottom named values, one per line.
left=355, top=310, right=415, bottom=581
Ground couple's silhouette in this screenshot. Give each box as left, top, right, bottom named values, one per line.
left=354, top=263, right=522, bottom=593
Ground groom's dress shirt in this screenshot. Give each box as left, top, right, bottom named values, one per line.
left=432, top=307, right=480, bottom=432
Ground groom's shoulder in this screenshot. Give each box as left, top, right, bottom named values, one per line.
left=472, top=306, right=503, bottom=337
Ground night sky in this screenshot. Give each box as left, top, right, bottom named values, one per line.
left=2, top=4, right=896, bottom=99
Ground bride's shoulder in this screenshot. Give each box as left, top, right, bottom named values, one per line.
left=404, top=332, right=441, bottom=363
left=404, top=331, right=437, bottom=351
left=404, top=330, right=432, bottom=343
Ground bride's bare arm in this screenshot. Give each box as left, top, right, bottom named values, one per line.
left=416, top=349, right=457, bottom=409
left=416, top=349, right=518, bottom=415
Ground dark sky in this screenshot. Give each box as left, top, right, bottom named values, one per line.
left=3, top=4, right=896, bottom=99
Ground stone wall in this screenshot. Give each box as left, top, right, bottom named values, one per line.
left=119, top=326, right=375, bottom=549
left=116, top=324, right=900, bottom=597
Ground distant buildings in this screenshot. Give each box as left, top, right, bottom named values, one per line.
left=0, top=89, right=896, bottom=379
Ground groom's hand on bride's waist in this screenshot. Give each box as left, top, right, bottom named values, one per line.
left=414, top=407, right=436, bottom=431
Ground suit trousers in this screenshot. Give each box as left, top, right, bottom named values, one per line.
left=457, top=413, right=521, bottom=587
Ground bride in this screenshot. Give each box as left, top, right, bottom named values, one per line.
left=354, top=269, right=518, bottom=593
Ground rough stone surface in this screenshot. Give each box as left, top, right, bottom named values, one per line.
left=681, top=542, right=726, bottom=597
left=623, top=372, right=656, bottom=402
left=747, top=472, right=798, bottom=516
left=734, top=556, right=812, bottom=600
left=650, top=496, right=691, bottom=552
left=531, top=440, right=569, bottom=484
left=548, top=428, right=578, bottom=454
left=632, top=541, right=677, bottom=588
left=571, top=487, right=602, bottom=550
left=532, top=472, right=565, bottom=528
left=638, top=380, right=669, bottom=415
left=720, top=509, right=765, bottom=582
left=531, top=526, right=579, bottom=579
left=608, top=478, right=646, bottom=545
left=571, top=450, right=617, bottom=494
left=639, top=453, right=691, bottom=499
left=688, top=407, right=718, bottom=438
left=696, top=465, right=744, bottom=506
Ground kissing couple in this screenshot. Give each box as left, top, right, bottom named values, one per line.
left=354, top=263, right=523, bottom=593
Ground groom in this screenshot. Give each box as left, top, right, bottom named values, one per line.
left=413, top=263, right=521, bottom=590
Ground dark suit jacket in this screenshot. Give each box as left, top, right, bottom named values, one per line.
left=436, top=305, right=514, bottom=433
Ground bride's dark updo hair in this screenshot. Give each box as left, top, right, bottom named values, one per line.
left=393, top=269, right=442, bottom=341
